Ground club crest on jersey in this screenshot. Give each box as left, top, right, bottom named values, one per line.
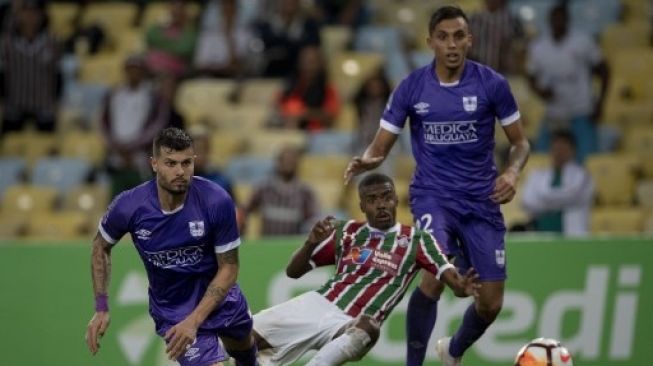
left=413, top=102, right=430, bottom=115
left=343, top=247, right=372, bottom=264
left=397, top=235, right=410, bottom=247
left=462, top=96, right=477, bottom=112
left=188, top=221, right=205, bottom=237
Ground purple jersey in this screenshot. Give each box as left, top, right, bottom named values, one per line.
left=99, top=177, right=241, bottom=328
left=382, top=60, right=520, bottom=203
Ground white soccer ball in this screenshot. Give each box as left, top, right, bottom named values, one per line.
left=514, top=338, right=573, bottom=366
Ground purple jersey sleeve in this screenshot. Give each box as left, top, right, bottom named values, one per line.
left=490, top=75, right=521, bottom=126
left=380, top=77, right=412, bottom=134
left=98, top=191, right=132, bottom=245
left=210, top=196, right=241, bottom=254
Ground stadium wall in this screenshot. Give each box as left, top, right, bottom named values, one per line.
left=0, top=238, right=650, bottom=365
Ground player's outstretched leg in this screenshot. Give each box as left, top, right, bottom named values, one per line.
left=221, top=333, right=259, bottom=366
left=306, top=315, right=380, bottom=366
left=440, top=281, right=504, bottom=364
left=406, top=272, right=444, bottom=366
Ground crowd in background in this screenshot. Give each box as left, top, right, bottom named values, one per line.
left=0, top=0, right=652, bottom=239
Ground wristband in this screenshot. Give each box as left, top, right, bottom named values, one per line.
left=95, top=294, right=109, bottom=312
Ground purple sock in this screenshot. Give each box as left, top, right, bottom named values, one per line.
left=228, top=344, right=258, bottom=366
left=449, top=304, right=491, bottom=358
left=406, top=288, right=439, bottom=366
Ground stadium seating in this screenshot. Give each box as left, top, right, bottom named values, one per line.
left=208, top=133, right=247, bottom=169
left=26, top=212, right=89, bottom=239
left=47, top=2, right=79, bottom=39
left=308, top=131, right=354, bottom=155
left=238, top=79, right=283, bottom=106
left=245, top=130, right=306, bottom=156
left=63, top=185, right=109, bottom=215
left=321, top=26, right=352, bottom=55
left=176, top=79, right=236, bottom=124
left=591, top=207, right=645, bottom=234
left=59, top=131, right=106, bottom=167
left=586, top=154, right=639, bottom=206
left=393, top=154, right=416, bottom=182
left=31, top=158, right=92, bottom=194
left=310, top=181, right=346, bottom=211
left=601, top=22, right=651, bottom=56
left=79, top=54, right=125, bottom=86
left=224, top=156, right=274, bottom=185
left=299, top=154, right=350, bottom=185
left=141, top=1, right=200, bottom=29
left=2, top=185, right=59, bottom=215
left=623, top=127, right=653, bottom=178
left=81, top=2, right=138, bottom=41
left=1, top=132, right=59, bottom=168
left=0, top=158, right=26, bottom=197
left=636, top=180, right=653, bottom=209
left=329, top=52, right=385, bottom=99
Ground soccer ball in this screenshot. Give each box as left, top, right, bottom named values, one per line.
left=514, top=338, right=573, bottom=366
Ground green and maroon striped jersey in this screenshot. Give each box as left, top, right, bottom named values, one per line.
left=310, top=220, right=453, bottom=322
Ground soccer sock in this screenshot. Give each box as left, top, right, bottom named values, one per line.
left=229, top=344, right=258, bottom=366
left=406, top=287, right=439, bottom=366
left=306, top=327, right=371, bottom=366
left=449, top=303, right=491, bottom=358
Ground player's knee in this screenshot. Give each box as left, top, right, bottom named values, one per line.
left=476, top=299, right=503, bottom=322
left=341, top=324, right=376, bottom=361
left=353, top=315, right=380, bottom=344
left=419, top=272, right=445, bottom=299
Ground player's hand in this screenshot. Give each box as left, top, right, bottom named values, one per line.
left=307, top=216, right=336, bottom=246
left=344, top=156, right=384, bottom=185
left=165, top=317, right=199, bottom=361
left=460, top=268, right=481, bottom=298
left=85, top=311, right=110, bottom=355
left=491, top=168, right=519, bottom=204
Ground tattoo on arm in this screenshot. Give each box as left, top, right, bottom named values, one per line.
left=204, top=285, right=227, bottom=304
left=217, top=248, right=239, bottom=266
left=91, top=232, right=112, bottom=296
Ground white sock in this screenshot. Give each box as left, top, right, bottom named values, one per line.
left=306, top=328, right=372, bottom=366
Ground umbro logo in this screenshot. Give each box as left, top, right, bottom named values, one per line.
left=414, top=102, right=430, bottom=114
left=135, top=229, right=151, bottom=240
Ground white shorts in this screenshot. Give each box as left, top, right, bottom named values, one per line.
left=253, top=291, right=353, bottom=366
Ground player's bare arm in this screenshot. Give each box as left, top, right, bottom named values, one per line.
left=440, top=267, right=481, bottom=298
left=164, top=248, right=239, bottom=360
left=344, top=128, right=398, bottom=184
left=86, top=232, right=113, bottom=355
left=286, top=216, right=336, bottom=278
left=492, top=120, right=531, bottom=204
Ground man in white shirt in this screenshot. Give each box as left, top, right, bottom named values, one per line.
left=527, top=3, right=610, bottom=162
left=521, top=130, right=594, bottom=236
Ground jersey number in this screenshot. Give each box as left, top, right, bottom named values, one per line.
left=415, top=214, right=433, bottom=234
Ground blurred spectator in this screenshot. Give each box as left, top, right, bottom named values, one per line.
left=0, top=0, right=61, bottom=135
left=243, top=145, right=319, bottom=236
left=353, top=70, right=391, bottom=153
left=527, top=3, right=610, bottom=162
left=62, top=0, right=106, bottom=56
left=153, top=73, right=185, bottom=130
left=314, top=0, right=368, bottom=29
left=521, top=130, right=594, bottom=236
left=100, top=55, right=158, bottom=198
left=276, top=46, right=339, bottom=131
left=253, top=0, right=320, bottom=77
left=468, top=0, right=526, bottom=75
left=188, top=125, right=236, bottom=202
left=193, top=0, right=253, bottom=78
left=145, top=0, right=197, bottom=77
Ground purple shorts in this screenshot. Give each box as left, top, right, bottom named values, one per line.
left=410, top=194, right=507, bottom=281
left=156, top=286, right=253, bottom=366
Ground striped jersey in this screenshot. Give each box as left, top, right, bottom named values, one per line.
left=310, top=220, right=453, bottom=322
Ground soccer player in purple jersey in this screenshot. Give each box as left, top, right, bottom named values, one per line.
left=85, top=128, right=258, bottom=366
left=344, top=6, right=530, bottom=366
left=252, top=173, right=479, bottom=366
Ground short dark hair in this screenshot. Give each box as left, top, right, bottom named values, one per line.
left=358, top=173, right=395, bottom=195
left=551, top=129, right=576, bottom=148
left=428, top=6, right=469, bottom=35
left=153, top=127, right=193, bottom=156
